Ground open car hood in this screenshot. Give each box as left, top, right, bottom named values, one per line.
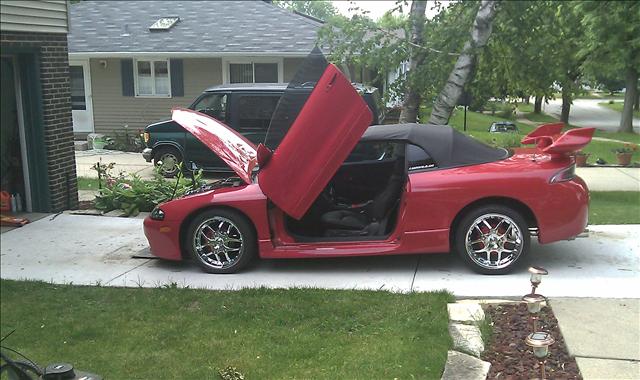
left=171, top=108, right=257, bottom=184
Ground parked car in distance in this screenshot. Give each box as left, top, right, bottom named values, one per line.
left=142, top=83, right=384, bottom=177
left=143, top=50, right=595, bottom=275
left=489, top=121, right=519, bottom=133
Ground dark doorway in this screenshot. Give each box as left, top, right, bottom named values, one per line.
left=1, top=56, right=29, bottom=211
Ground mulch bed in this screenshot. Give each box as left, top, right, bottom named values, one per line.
left=482, top=303, right=582, bottom=379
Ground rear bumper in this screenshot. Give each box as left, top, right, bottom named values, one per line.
left=142, top=148, right=153, bottom=162
left=537, top=176, right=589, bottom=244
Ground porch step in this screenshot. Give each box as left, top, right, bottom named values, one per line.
left=74, top=140, right=89, bottom=151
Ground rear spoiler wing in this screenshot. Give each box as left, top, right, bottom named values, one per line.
left=521, top=123, right=595, bottom=157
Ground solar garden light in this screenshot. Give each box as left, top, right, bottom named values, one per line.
left=525, top=331, right=555, bottom=380
left=522, top=293, right=546, bottom=332
left=528, top=266, right=548, bottom=294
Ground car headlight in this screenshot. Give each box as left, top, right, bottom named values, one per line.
left=150, top=207, right=165, bottom=221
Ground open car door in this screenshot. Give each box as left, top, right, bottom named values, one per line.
left=258, top=49, right=373, bottom=219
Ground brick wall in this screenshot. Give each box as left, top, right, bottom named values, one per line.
left=0, top=31, right=78, bottom=211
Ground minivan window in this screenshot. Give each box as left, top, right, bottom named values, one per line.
left=236, top=95, right=280, bottom=132
left=192, top=93, right=228, bottom=122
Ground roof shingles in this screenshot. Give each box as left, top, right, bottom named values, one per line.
left=68, top=0, right=322, bottom=54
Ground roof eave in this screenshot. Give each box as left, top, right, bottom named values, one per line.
left=68, top=51, right=315, bottom=59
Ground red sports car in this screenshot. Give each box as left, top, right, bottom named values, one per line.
left=143, top=51, right=593, bottom=275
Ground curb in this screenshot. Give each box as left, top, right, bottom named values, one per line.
left=441, top=302, right=491, bottom=380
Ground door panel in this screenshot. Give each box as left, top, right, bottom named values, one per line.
left=258, top=64, right=373, bottom=219
left=70, top=61, right=94, bottom=133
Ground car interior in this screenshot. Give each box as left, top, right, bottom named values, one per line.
left=284, top=141, right=408, bottom=241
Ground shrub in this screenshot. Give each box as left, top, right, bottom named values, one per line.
left=92, top=161, right=205, bottom=216
left=496, top=103, right=515, bottom=119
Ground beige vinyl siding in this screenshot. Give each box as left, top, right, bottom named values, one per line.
left=283, top=57, right=304, bottom=82
left=89, top=58, right=222, bottom=134
left=1, top=0, right=68, bottom=34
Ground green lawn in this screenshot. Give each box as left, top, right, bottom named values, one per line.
left=598, top=101, right=640, bottom=118
left=0, top=280, right=453, bottom=379
left=589, top=191, right=640, bottom=225
left=421, top=105, right=638, bottom=165
left=77, top=176, right=101, bottom=190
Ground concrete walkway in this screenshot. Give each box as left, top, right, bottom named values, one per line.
left=75, top=149, right=155, bottom=180
left=577, top=167, right=640, bottom=191
left=551, top=298, right=640, bottom=379
left=1, top=214, right=638, bottom=298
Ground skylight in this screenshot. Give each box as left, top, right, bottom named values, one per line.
left=149, top=17, right=179, bottom=31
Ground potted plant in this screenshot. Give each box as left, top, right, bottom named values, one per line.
left=613, top=143, right=638, bottom=166
left=575, top=151, right=589, bottom=167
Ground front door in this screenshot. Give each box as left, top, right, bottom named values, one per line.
left=69, top=60, right=94, bottom=133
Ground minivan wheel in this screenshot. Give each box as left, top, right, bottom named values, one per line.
left=454, top=205, right=530, bottom=275
left=154, top=147, right=182, bottom=178
left=186, top=209, right=257, bottom=274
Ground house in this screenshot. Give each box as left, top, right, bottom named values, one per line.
left=1, top=0, right=78, bottom=212
left=67, top=0, right=324, bottom=137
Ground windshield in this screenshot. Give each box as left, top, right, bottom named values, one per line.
left=263, top=47, right=329, bottom=150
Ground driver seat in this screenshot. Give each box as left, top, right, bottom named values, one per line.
left=320, top=171, right=405, bottom=236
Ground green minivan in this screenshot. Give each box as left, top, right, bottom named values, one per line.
left=142, top=83, right=384, bottom=177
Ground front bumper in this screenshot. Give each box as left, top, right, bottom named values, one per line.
left=143, top=216, right=183, bottom=261
left=142, top=148, right=153, bottom=162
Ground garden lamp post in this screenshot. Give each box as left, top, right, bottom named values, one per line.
left=522, top=293, right=546, bottom=332
left=528, top=266, right=548, bottom=294
left=526, top=331, right=555, bottom=380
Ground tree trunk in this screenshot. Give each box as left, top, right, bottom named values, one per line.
left=429, top=1, right=498, bottom=125
left=561, top=84, right=571, bottom=124
left=619, top=66, right=638, bottom=133
left=534, top=95, right=543, bottom=114
left=635, top=89, right=639, bottom=112
left=398, top=1, right=427, bottom=124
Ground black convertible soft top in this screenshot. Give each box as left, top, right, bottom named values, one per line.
left=361, top=123, right=509, bottom=169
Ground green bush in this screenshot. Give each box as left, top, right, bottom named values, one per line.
left=92, top=161, right=204, bottom=216
left=496, top=103, right=515, bottom=119
left=485, top=134, right=522, bottom=149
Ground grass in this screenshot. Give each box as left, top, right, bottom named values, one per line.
left=77, top=177, right=101, bottom=190
left=589, top=191, right=640, bottom=225
left=0, top=280, right=454, bottom=379
left=598, top=101, right=640, bottom=118
left=422, top=103, right=638, bottom=164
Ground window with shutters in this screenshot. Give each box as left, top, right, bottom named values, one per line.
left=134, top=59, right=171, bottom=97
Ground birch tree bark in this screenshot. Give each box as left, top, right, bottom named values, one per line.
left=428, top=1, right=498, bottom=125
left=398, top=0, right=427, bottom=124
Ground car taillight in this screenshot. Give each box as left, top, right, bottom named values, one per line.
left=549, top=164, right=575, bottom=183
left=143, top=132, right=150, bottom=143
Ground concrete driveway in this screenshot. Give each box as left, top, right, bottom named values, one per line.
left=543, top=98, right=640, bottom=132
left=1, top=214, right=638, bottom=298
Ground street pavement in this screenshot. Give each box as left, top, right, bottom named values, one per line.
left=1, top=214, right=638, bottom=298
left=543, top=98, right=640, bottom=132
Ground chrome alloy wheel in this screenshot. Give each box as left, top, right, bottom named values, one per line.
left=192, top=216, right=244, bottom=269
left=464, top=213, right=524, bottom=270
left=158, top=152, right=178, bottom=175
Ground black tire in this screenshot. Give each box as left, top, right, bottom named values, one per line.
left=0, top=360, right=42, bottom=380
left=185, top=208, right=257, bottom=274
left=454, top=204, right=530, bottom=275
left=153, top=146, right=182, bottom=178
